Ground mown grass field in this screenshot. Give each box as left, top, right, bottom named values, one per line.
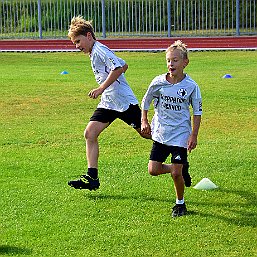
left=0, top=50, right=256, bottom=257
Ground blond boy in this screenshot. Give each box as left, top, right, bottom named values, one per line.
left=141, top=41, right=202, bottom=217
left=68, top=16, right=149, bottom=190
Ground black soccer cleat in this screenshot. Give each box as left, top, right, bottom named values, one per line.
left=182, top=161, right=192, bottom=187
left=68, top=174, right=100, bottom=190
left=172, top=203, right=187, bottom=218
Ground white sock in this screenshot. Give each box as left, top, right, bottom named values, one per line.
left=176, top=198, right=185, bottom=205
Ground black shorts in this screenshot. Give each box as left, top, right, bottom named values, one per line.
left=150, top=141, right=187, bottom=164
left=90, top=104, right=141, bottom=129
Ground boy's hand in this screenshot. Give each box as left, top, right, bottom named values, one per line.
left=88, top=68, right=123, bottom=99
left=141, top=120, right=151, bottom=135
left=187, top=134, right=198, bottom=153
left=88, top=87, right=104, bottom=99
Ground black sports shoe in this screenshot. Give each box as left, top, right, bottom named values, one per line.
left=172, top=203, right=187, bottom=217
left=182, top=162, right=191, bottom=187
left=68, top=175, right=100, bottom=190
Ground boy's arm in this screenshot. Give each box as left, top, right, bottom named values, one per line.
left=88, top=67, right=123, bottom=99
left=187, top=115, right=201, bottom=153
left=141, top=83, right=157, bottom=136
left=122, top=63, right=128, bottom=73
left=141, top=110, right=151, bottom=135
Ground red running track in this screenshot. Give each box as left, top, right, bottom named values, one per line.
left=0, top=36, right=256, bottom=51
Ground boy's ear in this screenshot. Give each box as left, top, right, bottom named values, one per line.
left=86, top=32, right=92, bottom=39
left=184, top=59, right=189, bottom=68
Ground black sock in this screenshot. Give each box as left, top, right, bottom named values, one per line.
left=87, top=168, right=98, bottom=179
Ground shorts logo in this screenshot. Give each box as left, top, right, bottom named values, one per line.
left=174, top=155, right=182, bottom=161
left=177, top=88, right=187, bottom=99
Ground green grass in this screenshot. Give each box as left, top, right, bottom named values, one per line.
left=0, top=50, right=257, bottom=257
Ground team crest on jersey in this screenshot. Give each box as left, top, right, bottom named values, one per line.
left=177, top=88, right=187, bottom=98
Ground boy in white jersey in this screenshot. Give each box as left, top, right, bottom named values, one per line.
left=67, top=16, right=149, bottom=190
left=141, top=40, right=202, bottom=217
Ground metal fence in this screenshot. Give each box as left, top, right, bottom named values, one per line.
left=0, top=0, right=256, bottom=39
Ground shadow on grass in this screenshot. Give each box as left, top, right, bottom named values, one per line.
left=0, top=245, right=32, bottom=255
left=85, top=193, right=171, bottom=203
left=190, top=188, right=257, bottom=228
left=85, top=188, right=257, bottom=226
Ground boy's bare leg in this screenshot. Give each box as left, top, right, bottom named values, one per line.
left=68, top=120, right=109, bottom=190
left=170, top=164, right=184, bottom=200
left=148, top=161, right=172, bottom=176
left=148, top=161, right=185, bottom=200
left=84, top=121, right=109, bottom=168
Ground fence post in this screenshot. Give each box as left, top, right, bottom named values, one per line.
left=236, top=0, right=240, bottom=36
left=38, top=0, right=42, bottom=39
left=101, top=0, right=106, bottom=38
left=167, top=0, right=171, bottom=37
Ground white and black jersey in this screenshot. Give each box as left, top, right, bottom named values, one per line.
left=141, top=73, right=202, bottom=148
left=90, top=41, right=138, bottom=112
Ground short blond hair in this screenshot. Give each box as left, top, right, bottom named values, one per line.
left=68, top=15, right=96, bottom=40
left=166, top=40, right=188, bottom=59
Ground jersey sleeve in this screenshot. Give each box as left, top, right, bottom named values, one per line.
left=141, top=79, right=160, bottom=111
left=191, top=85, right=203, bottom=115
left=116, top=57, right=126, bottom=67
left=101, top=49, right=123, bottom=71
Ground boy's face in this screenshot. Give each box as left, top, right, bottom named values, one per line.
left=166, top=49, right=188, bottom=77
left=71, top=33, right=94, bottom=54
